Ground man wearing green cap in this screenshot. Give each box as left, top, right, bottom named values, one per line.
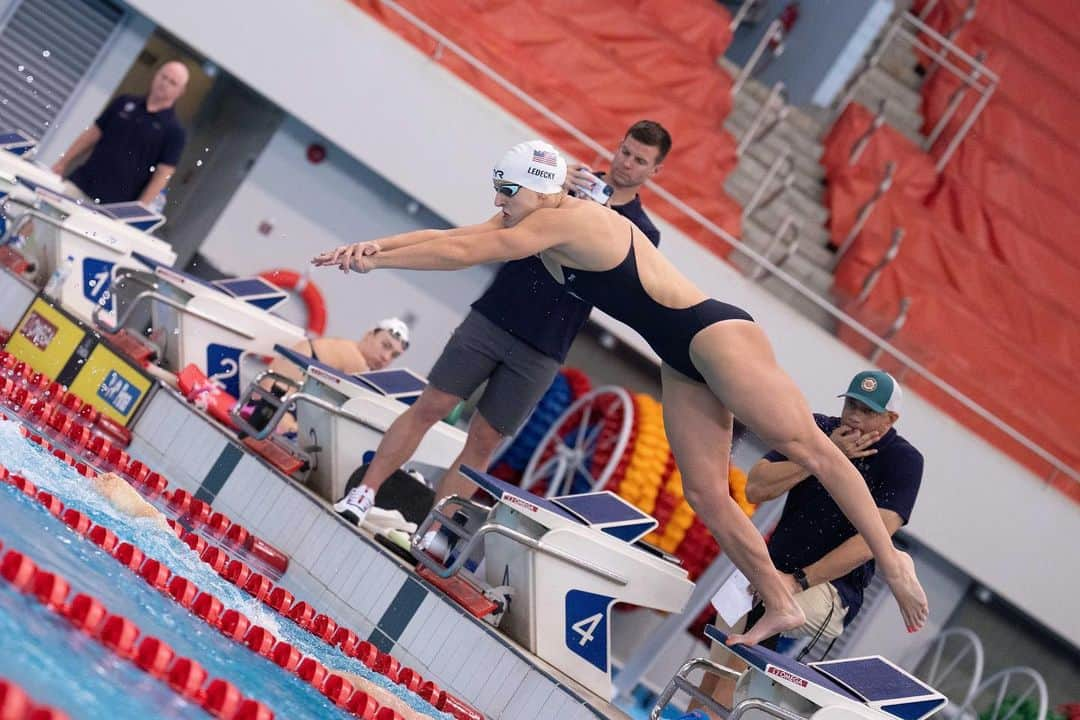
left=698, top=370, right=923, bottom=711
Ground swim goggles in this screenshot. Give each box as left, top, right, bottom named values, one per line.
left=383, top=327, right=409, bottom=350
left=494, top=182, right=523, bottom=197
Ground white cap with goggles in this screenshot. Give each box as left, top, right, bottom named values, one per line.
left=377, top=317, right=410, bottom=349
left=493, top=140, right=567, bottom=195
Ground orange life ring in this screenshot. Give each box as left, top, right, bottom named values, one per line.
left=258, top=269, right=328, bottom=336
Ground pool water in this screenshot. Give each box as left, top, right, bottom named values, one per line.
left=0, top=417, right=449, bottom=719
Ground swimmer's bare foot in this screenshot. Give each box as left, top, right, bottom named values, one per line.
left=726, top=603, right=805, bottom=647
left=882, top=550, right=929, bottom=632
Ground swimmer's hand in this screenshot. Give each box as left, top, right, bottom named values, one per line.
left=311, top=241, right=380, bottom=274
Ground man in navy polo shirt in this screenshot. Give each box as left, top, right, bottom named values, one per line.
left=564, top=119, right=667, bottom=246
left=698, top=370, right=923, bottom=712
left=52, top=61, right=188, bottom=206
left=328, top=123, right=670, bottom=528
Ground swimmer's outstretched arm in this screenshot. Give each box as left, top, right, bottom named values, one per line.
left=312, top=214, right=504, bottom=271
left=358, top=210, right=570, bottom=272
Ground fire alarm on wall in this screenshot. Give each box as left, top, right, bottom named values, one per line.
left=306, top=143, right=327, bottom=164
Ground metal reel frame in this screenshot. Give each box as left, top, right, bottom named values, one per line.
left=520, top=386, right=634, bottom=498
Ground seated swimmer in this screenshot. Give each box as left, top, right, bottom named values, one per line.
left=270, top=317, right=410, bottom=384
left=262, top=317, right=410, bottom=435
left=92, top=471, right=171, bottom=531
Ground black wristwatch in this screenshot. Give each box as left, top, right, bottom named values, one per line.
left=793, top=568, right=810, bottom=591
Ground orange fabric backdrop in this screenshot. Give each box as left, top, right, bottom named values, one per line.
left=825, top=103, right=1080, bottom=481
left=352, top=0, right=743, bottom=248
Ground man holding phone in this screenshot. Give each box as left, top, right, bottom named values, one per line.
left=565, top=119, right=669, bottom=246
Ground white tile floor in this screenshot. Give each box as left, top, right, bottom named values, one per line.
left=128, top=392, right=619, bottom=719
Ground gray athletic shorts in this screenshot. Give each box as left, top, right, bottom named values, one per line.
left=428, top=310, right=561, bottom=436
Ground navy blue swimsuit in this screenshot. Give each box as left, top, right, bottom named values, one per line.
left=560, top=233, right=753, bottom=382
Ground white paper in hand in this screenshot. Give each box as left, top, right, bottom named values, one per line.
left=711, top=568, right=755, bottom=627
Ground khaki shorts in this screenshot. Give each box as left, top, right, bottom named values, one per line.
left=711, top=582, right=847, bottom=652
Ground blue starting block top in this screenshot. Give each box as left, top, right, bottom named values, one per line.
left=97, top=201, right=166, bottom=233
left=461, top=467, right=659, bottom=545
left=811, top=658, right=938, bottom=704
left=707, top=626, right=862, bottom=700
left=276, top=344, right=427, bottom=403
left=354, top=368, right=427, bottom=399
left=133, top=256, right=292, bottom=314
left=212, top=277, right=290, bottom=312
left=553, top=492, right=658, bottom=544
left=706, top=627, right=946, bottom=720
left=0, top=130, right=37, bottom=156
left=462, top=465, right=587, bottom=525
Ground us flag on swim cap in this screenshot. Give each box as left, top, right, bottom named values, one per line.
left=533, top=149, right=558, bottom=166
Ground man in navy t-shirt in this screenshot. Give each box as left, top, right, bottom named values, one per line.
left=698, top=370, right=923, bottom=711
left=329, top=123, right=671, bottom=529
left=53, top=61, right=188, bottom=206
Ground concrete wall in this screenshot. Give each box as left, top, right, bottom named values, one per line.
left=117, top=0, right=1080, bottom=648
left=127, top=389, right=617, bottom=719
left=36, top=11, right=155, bottom=164
left=726, top=0, right=892, bottom=106
left=197, top=115, right=494, bottom=374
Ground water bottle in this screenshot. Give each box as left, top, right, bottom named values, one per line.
left=44, top=254, right=74, bottom=297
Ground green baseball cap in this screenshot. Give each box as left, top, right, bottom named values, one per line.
left=839, top=370, right=902, bottom=413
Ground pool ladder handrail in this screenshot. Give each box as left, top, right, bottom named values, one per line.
left=231, top=369, right=390, bottom=441
left=411, top=494, right=630, bottom=588
left=650, top=655, right=808, bottom=720
left=93, top=269, right=257, bottom=341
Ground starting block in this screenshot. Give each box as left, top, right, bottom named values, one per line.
left=23, top=193, right=177, bottom=329
left=0, top=132, right=65, bottom=243
left=0, top=139, right=177, bottom=327
left=231, top=344, right=466, bottom=502
left=100, top=258, right=306, bottom=399
left=651, top=626, right=946, bottom=720
left=413, top=466, right=694, bottom=699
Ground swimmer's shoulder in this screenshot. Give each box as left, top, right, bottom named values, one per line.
left=533, top=198, right=610, bottom=228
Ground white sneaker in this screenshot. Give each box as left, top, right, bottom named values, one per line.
left=333, top=485, right=375, bottom=526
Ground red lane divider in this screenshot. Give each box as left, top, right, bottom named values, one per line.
left=0, top=544, right=273, bottom=719
left=1, top=404, right=486, bottom=720
left=135, top=636, right=175, bottom=678
left=0, top=351, right=289, bottom=576
left=0, top=676, right=70, bottom=720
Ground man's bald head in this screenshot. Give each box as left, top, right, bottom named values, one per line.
left=148, top=60, right=189, bottom=110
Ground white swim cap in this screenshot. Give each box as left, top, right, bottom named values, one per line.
left=493, top=140, right=567, bottom=194
left=377, top=317, right=410, bottom=348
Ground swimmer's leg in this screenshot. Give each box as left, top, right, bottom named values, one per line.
left=434, top=410, right=504, bottom=503
left=689, top=320, right=928, bottom=633
left=359, top=385, right=464, bottom=495
left=660, top=365, right=804, bottom=647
